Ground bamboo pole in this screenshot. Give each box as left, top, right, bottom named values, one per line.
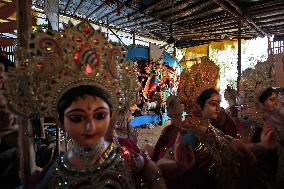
left=16, top=0, right=36, bottom=188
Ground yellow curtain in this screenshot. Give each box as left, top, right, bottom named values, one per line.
left=180, top=44, right=208, bottom=68
left=210, top=40, right=237, bottom=51
left=179, top=40, right=238, bottom=68
left=183, top=44, right=208, bottom=55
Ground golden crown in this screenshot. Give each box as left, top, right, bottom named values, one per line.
left=178, top=57, right=220, bottom=113
left=239, top=55, right=275, bottom=123
left=4, top=21, right=140, bottom=118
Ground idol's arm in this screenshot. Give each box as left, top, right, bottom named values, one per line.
left=141, top=159, right=168, bottom=189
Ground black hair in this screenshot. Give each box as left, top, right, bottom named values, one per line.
left=197, top=88, right=219, bottom=109
left=258, top=87, right=275, bottom=103
left=57, top=85, right=113, bottom=124
left=0, top=54, right=15, bottom=72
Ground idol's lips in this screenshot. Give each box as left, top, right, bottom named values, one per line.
left=83, top=133, right=96, bottom=139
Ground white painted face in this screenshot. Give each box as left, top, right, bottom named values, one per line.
left=63, top=95, right=111, bottom=147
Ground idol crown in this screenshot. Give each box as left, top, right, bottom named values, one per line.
left=178, top=57, right=220, bottom=113
left=5, top=21, right=140, bottom=118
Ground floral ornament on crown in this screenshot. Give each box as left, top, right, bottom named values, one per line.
left=239, top=55, right=275, bottom=124
left=178, top=57, right=220, bottom=113
left=4, top=21, right=140, bottom=118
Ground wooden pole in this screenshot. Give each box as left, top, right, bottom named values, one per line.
left=237, top=20, right=242, bottom=93
left=107, top=16, right=109, bottom=39
left=16, top=0, right=36, bottom=188
left=132, top=32, right=135, bottom=45
left=18, top=117, right=36, bottom=189
left=108, top=27, right=126, bottom=47
left=17, top=0, right=32, bottom=49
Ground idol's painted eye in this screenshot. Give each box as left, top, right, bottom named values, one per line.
left=94, top=112, right=108, bottom=120
left=67, top=115, right=86, bottom=123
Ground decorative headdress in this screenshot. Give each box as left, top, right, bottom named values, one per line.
left=239, top=55, right=275, bottom=123
left=4, top=21, right=140, bottom=118
left=178, top=57, right=220, bottom=113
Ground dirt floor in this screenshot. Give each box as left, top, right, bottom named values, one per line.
left=136, top=121, right=171, bottom=149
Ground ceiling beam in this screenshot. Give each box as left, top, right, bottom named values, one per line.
left=113, top=0, right=199, bottom=27
left=85, top=1, right=106, bottom=19
left=122, top=0, right=216, bottom=31
left=121, top=19, right=159, bottom=28
left=248, top=0, right=283, bottom=11
left=126, top=22, right=166, bottom=32
left=258, top=19, right=284, bottom=28
left=98, top=0, right=135, bottom=21
left=148, top=0, right=198, bottom=17
left=72, top=0, right=85, bottom=16
left=174, top=7, right=223, bottom=25
left=107, top=0, right=136, bottom=21
left=109, top=0, right=167, bottom=23
left=149, top=17, right=236, bottom=33
left=251, top=5, right=284, bottom=19
left=148, top=18, right=236, bottom=35
left=262, top=24, right=284, bottom=30
left=116, top=15, right=149, bottom=26
left=255, top=13, right=284, bottom=23
left=213, top=0, right=267, bottom=37
left=164, top=1, right=213, bottom=22
left=159, top=24, right=251, bottom=37
left=64, top=0, right=72, bottom=13
left=181, top=14, right=232, bottom=29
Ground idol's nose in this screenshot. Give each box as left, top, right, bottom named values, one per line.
left=85, top=120, right=96, bottom=133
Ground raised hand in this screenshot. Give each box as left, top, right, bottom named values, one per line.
left=231, top=139, right=256, bottom=164
left=260, top=122, right=279, bottom=150
left=174, top=132, right=195, bottom=170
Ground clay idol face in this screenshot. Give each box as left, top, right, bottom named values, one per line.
left=64, top=95, right=111, bottom=147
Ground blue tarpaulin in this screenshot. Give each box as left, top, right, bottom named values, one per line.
left=125, top=46, right=182, bottom=72
left=129, top=112, right=187, bottom=127
left=130, top=113, right=169, bottom=127
left=125, top=46, right=149, bottom=61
